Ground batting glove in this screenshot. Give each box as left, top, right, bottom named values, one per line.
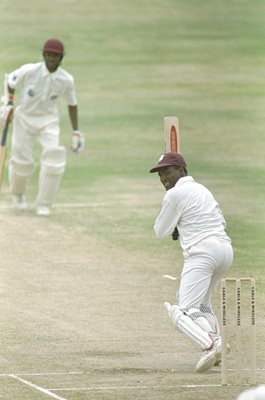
left=0, top=104, right=13, bottom=127
left=71, top=130, right=85, bottom=153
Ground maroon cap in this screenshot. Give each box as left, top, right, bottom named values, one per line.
left=149, top=152, right=187, bottom=173
left=43, top=39, right=64, bottom=55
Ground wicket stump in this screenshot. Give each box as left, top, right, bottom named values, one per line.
left=221, top=278, right=256, bottom=386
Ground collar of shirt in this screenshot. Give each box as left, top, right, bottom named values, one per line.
left=175, top=176, right=194, bottom=188
left=41, top=62, right=59, bottom=78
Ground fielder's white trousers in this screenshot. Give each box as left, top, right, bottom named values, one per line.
left=179, top=236, right=233, bottom=310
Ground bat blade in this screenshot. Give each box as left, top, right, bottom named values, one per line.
left=163, top=116, right=180, bottom=153
left=0, top=108, right=13, bottom=190
left=0, top=145, right=7, bottom=188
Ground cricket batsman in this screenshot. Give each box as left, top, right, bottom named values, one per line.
left=150, top=152, right=233, bottom=373
left=0, top=38, right=84, bottom=216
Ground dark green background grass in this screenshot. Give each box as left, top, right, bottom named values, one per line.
left=0, top=0, right=264, bottom=274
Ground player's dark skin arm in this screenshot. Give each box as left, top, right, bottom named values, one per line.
left=68, top=105, right=79, bottom=131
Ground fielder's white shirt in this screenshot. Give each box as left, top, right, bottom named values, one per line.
left=7, top=62, right=77, bottom=116
left=154, top=176, right=231, bottom=250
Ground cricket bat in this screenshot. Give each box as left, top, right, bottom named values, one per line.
left=163, top=116, right=180, bottom=153
left=0, top=108, right=13, bottom=190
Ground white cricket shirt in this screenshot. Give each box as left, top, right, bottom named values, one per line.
left=8, top=62, right=77, bottom=116
left=154, top=176, right=231, bottom=250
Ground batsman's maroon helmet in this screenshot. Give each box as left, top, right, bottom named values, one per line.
left=149, top=152, right=187, bottom=173
left=42, top=39, right=65, bottom=56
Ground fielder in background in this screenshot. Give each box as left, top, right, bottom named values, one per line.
left=237, top=385, right=265, bottom=400
left=150, top=152, right=233, bottom=373
left=0, top=38, right=84, bottom=216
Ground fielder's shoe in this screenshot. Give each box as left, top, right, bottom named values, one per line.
left=12, top=194, right=27, bottom=211
left=195, top=337, right=221, bottom=373
left=37, top=205, right=51, bottom=216
left=214, top=343, right=231, bottom=366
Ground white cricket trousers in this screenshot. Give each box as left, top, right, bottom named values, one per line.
left=179, top=236, right=233, bottom=309
left=11, top=106, right=60, bottom=161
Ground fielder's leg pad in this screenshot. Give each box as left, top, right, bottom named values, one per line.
left=37, top=146, right=66, bottom=207
left=40, top=146, right=66, bottom=175
left=164, top=302, right=213, bottom=350
left=9, top=157, right=35, bottom=194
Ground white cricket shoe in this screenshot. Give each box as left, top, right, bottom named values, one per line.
left=195, top=337, right=221, bottom=373
left=37, top=205, right=51, bottom=216
left=12, top=194, right=27, bottom=211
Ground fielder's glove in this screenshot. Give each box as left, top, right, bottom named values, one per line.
left=172, top=227, right=179, bottom=241
left=0, top=104, right=13, bottom=127
left=71, top=130, right=85, bottom=152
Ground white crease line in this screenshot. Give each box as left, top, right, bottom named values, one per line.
left=50, top=387, right=145, bottom=391
left=0, top=203, right=105, bottom=209
left=50, top=384, right=224, bottom=391
left=19, top=371, right=83, bottom=376
left=0, top=372, right=83, bottom=377
left=1, top=367, right=263, bottom=379
left=49, top=382, right=265, bottom=391
left=10, top=375, right=68, bottom=400
left=53, top=203, right=106, bottom=208
left=163, top=274, right=177, bottom=280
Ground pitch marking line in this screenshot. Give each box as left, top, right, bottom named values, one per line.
left=1, top=370, right=264, bottom=394
left=10, top=375, right=68, bottom=400
left=48, top=380, right=265, bottom=392
left=49, top=384, right=224, bottom=391
left=0, top=371, right=83, bottom=377
left=0, top=203, right=105, bottom=209
left=0, top=373, right=82, bottom=400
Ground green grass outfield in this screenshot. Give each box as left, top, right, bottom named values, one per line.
left=0, top=1, right=264, bottom=399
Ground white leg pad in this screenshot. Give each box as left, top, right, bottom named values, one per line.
left=37, top=146, right=66, bottom=207
left=199, top=304, right=220, bottom=335
left=164, top=302, right=213, bottom=350
left=9, top=158, right=35, bottom=194
left=187, top=307, right=213, bottom=332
